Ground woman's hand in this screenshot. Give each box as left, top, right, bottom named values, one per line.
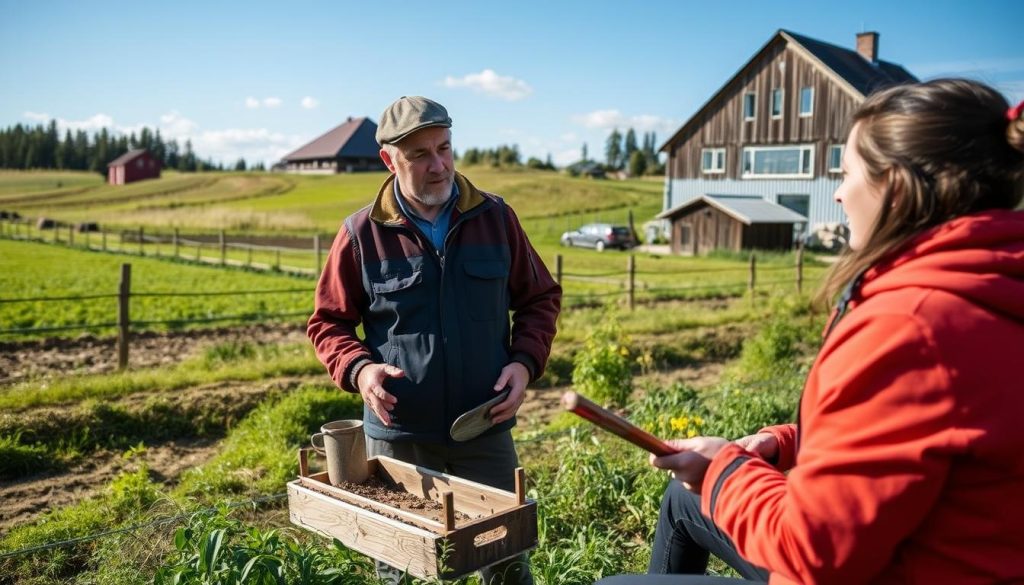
left=734, top=432, right=779, bottom=463
left=650, top=436, right=731, bottom=494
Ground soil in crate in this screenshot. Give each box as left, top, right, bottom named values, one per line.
left=332, top=476, right=472, bottom=525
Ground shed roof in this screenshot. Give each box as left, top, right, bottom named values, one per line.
left=282, top=117, right=380, bottom=162
left=656, top=195, right=809, bottom=225
left=107, top=149, right=149, bottom=167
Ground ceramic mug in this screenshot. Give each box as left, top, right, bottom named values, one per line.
left=310, top=419, right=370, bottom=485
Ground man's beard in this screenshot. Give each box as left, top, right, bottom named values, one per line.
left=409, top=176, right=454, bottom=207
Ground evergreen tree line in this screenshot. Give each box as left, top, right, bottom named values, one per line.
left=602, top=128, right=664, bottom=176
left=0, top=120, right=267, bottom=174
left=456, top=144, right=556, bottom=171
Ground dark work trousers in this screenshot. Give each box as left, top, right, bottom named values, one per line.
left=597, top=480, right=769, bottom=584
left=365, top=430, right=533, bottom=585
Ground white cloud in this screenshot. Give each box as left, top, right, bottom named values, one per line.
left=559, top=132, right=578, bottom=142
left=442, top=69, right=533, bottom=101
left=22, top=109, right=305, bottom=166
left=553, top=147, right=582, bottom=167
left=301, top=96, right=319, bottom=109
left=245, top=97, right=260, bottom=109
left=262, top=97, right=282, bottom=108
left=151, top=111, right=303, bottom=163
left=571, top=109, right=678, bottom=134
left=22, top=111, right=116, bottom=132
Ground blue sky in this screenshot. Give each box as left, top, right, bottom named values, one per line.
left=2, top=0, right=1020, bottom=167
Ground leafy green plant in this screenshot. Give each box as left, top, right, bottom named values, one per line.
left=154, top=509, right=373, bottom=584
left=571, top=320, right=633, bottom=407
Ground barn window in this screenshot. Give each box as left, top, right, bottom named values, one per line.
left=743, top=92, right=756, bottom=121
left=800, top=87, right=814, bottom=116
left=771, top=88, right=784, bottom=119
left=741, top=145, right=814, bottom=179
left=828, top=145, right=844, bottom=173
left=701, top=148, right=726, bottom=174
left=136, top=159, right=144, bottom=169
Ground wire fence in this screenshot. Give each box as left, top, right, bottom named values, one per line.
left=1, top=229, right=815, bottom=371
left=0, top=216, right=329, bottom=276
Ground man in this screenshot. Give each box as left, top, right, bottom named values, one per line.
left=307, top=96, right=561, bottom=584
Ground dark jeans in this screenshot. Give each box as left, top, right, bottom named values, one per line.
left=366, top=431, right=533, bottom=585
left=597, top=480, right=768, bottom=584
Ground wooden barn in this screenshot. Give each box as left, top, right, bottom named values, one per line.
left=281, top=117, right=386, bottom=174
left=659, top=30, right=917, bottom=242
left=657, top=194, right=808, bottom=255
left=108, top=149, right=161, bottom=185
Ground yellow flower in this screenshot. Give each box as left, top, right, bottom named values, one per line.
left=687, top=429, right=698, bottom=438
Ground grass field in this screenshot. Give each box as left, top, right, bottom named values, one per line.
left=0, top=238, right=313, bottom=336
left=0, top=167, right=663, bottom=234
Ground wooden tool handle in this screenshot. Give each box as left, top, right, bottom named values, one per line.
left=561, top=391, right=680, bottom=457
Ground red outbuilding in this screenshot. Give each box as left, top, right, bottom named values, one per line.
left=107, top=149, right=161, bottom=185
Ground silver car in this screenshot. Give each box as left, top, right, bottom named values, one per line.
left=560, top=223, right=636, bottom=252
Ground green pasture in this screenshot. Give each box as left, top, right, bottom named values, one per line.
left=0, top=170, right=104, bottom=198
left=0, top=238, right=313, bottom=336
left=0, top=168, right=664, bottom=235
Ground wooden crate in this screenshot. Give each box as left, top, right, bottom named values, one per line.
left=288, top=449, right=538, bottom=580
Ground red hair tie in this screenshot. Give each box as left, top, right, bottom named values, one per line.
left=1008, top=100, right=1024, bottom=122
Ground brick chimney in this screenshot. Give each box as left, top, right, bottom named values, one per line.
left=857, top=32, right=879, bottom=64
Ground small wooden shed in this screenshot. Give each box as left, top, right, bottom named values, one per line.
left=108, top=149, right=161, bottom=185
left=656, top=194, right=807, bottom=255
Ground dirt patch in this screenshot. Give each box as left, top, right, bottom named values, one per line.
left=0, top=377, right=320, bottom=534
left=0, top=322, right=308, bottom=387
left=0, top=438, right=219, bottom=536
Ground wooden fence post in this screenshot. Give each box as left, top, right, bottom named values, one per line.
left=314, top=234, right=322, bottom=275
left=102, top=229, right=107, bottom=251
left=85, top=229, right=90, bottom=250
left=219, top=230, right=226, bottom=265
left=627, top=254, right=635, bottom=311
left=173, top=228, right=180, bottom=258
left=117, top=263, right=131, bottom=370
left=748, top=253, right=757, bottom=302
left=138, top=227, right=144, bottom=256
left=247, top=245, right=253, bottom=267
left=275, top=248, right=281, bottom=271
left=796, top=244, right=804, bottom=294
left=555, top=254, right=563, bottom=285
left=68, top=224, right=74, bottom=247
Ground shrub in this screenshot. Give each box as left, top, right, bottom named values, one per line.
left=572, top=320, right=632, bottom=408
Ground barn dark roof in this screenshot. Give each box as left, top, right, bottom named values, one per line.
left=783, top=30, right=917, bottom=96
left=661, top=30, right=918, bottom=152
left=107, top=149, right=149, bottom=167
left=282, top=117, right=380, bottom=162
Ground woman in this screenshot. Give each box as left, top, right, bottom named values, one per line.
left=603, top=79, right=1024, bottom=584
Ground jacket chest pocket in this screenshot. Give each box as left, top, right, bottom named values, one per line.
left=462, top=260, right=508, bottom=322
left=369, top=271, right=430, bottom=333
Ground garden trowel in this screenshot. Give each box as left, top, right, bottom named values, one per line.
left=449, top=387, right=511, bottom=442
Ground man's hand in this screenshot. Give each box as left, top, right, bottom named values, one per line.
left=649, top=436, right=731, bottom=494
left=733, top=432, right=779, bottom=462
left=356, top=363, right=404, bottom=426
left=488, top=362, right=530, bottom=424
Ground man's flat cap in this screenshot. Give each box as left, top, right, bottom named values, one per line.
left=375, top=96, right=452, bottom=145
